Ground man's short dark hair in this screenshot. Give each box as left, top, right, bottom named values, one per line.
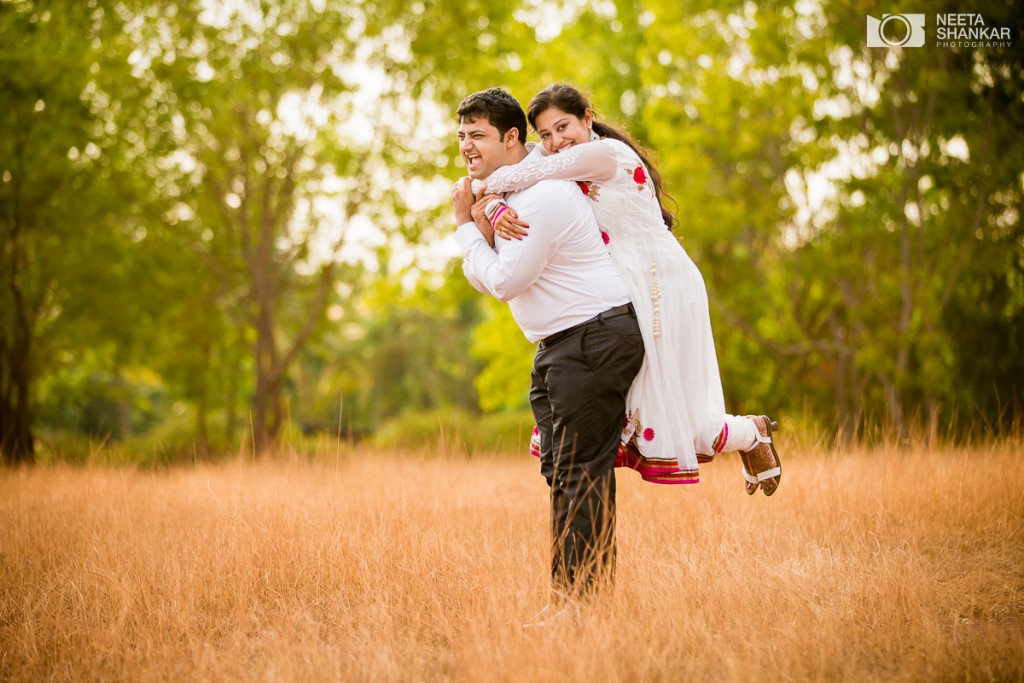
left=456, top=88, right=528, bottom=145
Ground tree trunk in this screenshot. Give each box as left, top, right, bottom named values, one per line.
left=885, top=380, right=906, bottom=443
left=252, top=311, right=278, bottom=454
left=926, top=398, right=940, bottom=448
left=225, top=348, right=240, bottom=450
left=195, top=371, right=210, bottom=459
left=833, top=347, right=853, bottom=446
left=2, top=206, right=36, bottom=465
left=1, top=315, right=36, bottom=465
left=250, top=221, right=282, bottom=454
left=252, top=372, right=281, bottom=455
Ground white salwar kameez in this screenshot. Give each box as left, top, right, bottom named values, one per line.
left=484, top=139, right=756, bottom=484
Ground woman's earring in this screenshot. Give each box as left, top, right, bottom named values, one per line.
left=589, top=126, right=599, bottom=142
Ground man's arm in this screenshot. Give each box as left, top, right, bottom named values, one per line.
left=451, top=177, right=497, bottom=294
left=454, top=220, right=490, bottom=295
left=452, top=177, right=495, bottom=246
left=454, top=183, right=566, bottom=302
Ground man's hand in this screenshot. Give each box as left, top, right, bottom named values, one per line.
left=470, top=188, right=498, bottom=248
left=453, top=177, right=499, bottom=247
left=452, top=176, right=476, bottom=226
left=470, top=193, right=503, bottom=228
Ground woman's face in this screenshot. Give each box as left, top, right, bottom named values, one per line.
left=533, top=106, right=593, bottom=154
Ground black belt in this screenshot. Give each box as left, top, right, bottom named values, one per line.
left=540, top=302, right=635, bottom=348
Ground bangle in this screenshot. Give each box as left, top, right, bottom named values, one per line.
left=484, top=199, right=506, bottom=220
left=489, top=204, right=510, bottom=229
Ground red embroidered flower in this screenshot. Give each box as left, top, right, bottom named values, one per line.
left=576, top=180, right=600, bottom=200
left=633, top=166, right=647, bottom=186
left=600, top=230, right=610, bottom=245
left=643, top=427, right=655, bottom=441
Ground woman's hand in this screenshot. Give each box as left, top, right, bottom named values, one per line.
left=470, top=192, right=503, bottom=231
left=473, top=187, right=530, bottom=241
left=492, top=206, right=530, bottom=241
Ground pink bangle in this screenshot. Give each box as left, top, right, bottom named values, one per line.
left=484, top=199, right=504, bottom=220
left=489, top=204, right=510, bottom=229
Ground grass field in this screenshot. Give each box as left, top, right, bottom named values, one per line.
left=2, top=440, right=1023, bottom=682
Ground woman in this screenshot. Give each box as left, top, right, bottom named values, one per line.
left=476, top=83, right=781, bottom=495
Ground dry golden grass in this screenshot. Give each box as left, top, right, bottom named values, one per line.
left=2, top=441, right=1023, bottom=682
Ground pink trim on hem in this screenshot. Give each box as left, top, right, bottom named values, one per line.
left=713, top=423, right=728, bottom=454
left=528, top=432, right=703, bottom=486
left=642, top=476, right=700, bottom=485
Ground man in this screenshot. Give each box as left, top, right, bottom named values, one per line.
left=450, top=88, right=644, bottom=623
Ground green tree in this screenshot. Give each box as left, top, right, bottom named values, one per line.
left=0, top=1, right=153, bottom=463
left=123, top=0, right=403, bottom=453
left=297, top=256, right=483, bottom=436
left=7, top=0, right=1021, bottom=460
left=470, top=299, right=533, bottom=413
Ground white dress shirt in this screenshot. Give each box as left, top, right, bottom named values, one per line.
left=454, top=179, right=630, bottom=343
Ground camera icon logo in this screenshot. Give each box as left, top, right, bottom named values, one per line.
left=867, top=14, right=926, bottom=48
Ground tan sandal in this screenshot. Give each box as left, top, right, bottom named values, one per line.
left=740, top=416, right=781, bottom=496
left=738, top=449, right=759, bottom=495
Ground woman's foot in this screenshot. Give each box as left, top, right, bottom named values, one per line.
left=738, top=448, right=760, bottom=495
left=740, top=415, right=781, bottom=496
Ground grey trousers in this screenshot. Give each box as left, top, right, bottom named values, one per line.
left=529, top=306, right=645, bottom=598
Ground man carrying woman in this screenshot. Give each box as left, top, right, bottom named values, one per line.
left=477, top=83, right=783, bottom=496
left=452, top=87, right=644, bottom=626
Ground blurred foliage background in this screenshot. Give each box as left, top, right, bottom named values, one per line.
left=1, top=0, right=1022, bottom=464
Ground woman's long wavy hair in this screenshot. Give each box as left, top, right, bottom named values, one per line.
left=526, top=83, right=676, bottom=230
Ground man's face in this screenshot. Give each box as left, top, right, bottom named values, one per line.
left=457, top=116, right=514, bottom=179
